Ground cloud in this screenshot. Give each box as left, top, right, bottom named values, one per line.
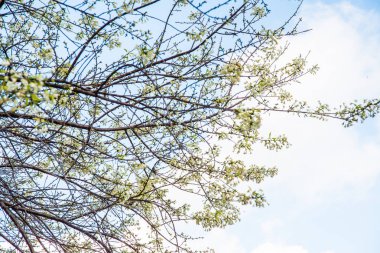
left=251, top=243, right=309, bottom=253
left=289, top=1, right=380, bottom=104
left=213, top=1, right=380, bottom=206
left=250, top=243, right=336, bottom=253
left=197, top=2, right=380, bottom=253
left=260, top=219, right=283, bottom=235
left=192, top=229, right=246, bottom=253
left=253, top=1, right=380, bottom=205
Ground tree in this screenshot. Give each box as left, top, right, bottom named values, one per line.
left=0, top=0, right=378, bottom=252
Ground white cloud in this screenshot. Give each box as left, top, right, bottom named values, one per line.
left=213, top=1, right=380, bottom=206
left=260, top=219, right=283, bottom=235
left=193, top=229, right=246, bottom=253
left=286, top=1, right=380, bottom=104
left=253, top=1, right=380, bottom=205
left=199, top=2, right=380, bottom=253
left=251, top=243, right=309, bottom=253
left=250, top=243, right=336, bottom=253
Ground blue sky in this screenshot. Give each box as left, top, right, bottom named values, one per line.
left=193, top=1, right=380, bottom=252
left=324, top=0, right=380, bottom=9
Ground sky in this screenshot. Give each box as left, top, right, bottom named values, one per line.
left=194, top=0, right=380, bottom=252
left=1, top=1, right=379, bottom=252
